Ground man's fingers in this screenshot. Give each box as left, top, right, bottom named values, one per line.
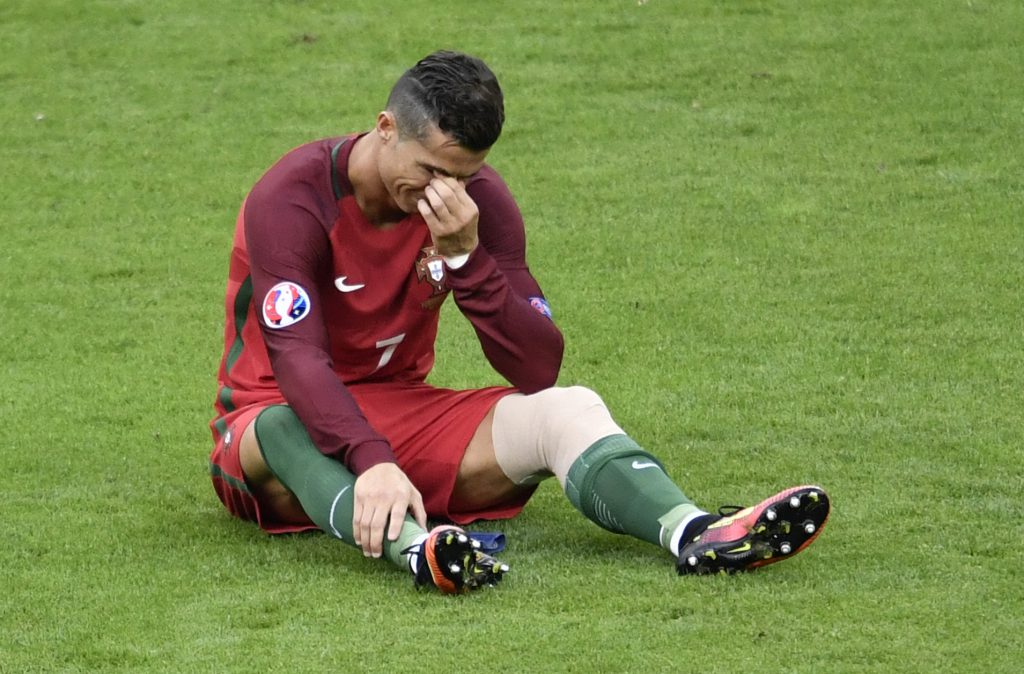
left=431, top=173, right=464, bottom=194
left=352, top=500, right=364, bottom=546
left=434, top=174, right=472, bottom=208
left=387, top=500, right=407, bottom=541
left=355, top=497, right=381, bottom=557
left=359, top=508, right=375, bottom=556
left=352, top=465, right=430, bottom=558
left=432, top=174, right=463, bottom=194
left=354, top=497, right=384, bottom=556
left=424, top=184, right=451, bottom=217
left=367, top=506, right=390, bottom=557
left=411, top=492, right=427, bottom=530
left=429, top=176, right=473, bottom=214
left=417, top=198, right=440, bottom=227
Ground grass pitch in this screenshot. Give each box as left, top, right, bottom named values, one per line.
left=2, top=1, right=1022, bottom=672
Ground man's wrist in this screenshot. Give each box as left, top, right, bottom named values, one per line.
left=443, top=252, right=471, bottom=269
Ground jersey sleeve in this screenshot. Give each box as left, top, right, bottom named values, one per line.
left=244, top=173, right=396, bottom=475
left=448, top=170, right=564, bottom=393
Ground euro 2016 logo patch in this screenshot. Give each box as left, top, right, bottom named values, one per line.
left=529, top=296, right=553, bottom=319
left=262, top=282, right=311, bottom=329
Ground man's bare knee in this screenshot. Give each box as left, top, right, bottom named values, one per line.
left=238, top=420, right=307, bottom=523
left=492, top=386, right=625, bottom=486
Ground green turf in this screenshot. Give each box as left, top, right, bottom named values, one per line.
left=2, top=0, right=1022, bottom=671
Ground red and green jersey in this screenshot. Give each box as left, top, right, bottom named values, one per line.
left=212, top=135, right=563, bottom=473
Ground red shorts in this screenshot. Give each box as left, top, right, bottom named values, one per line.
left=209, top=382, right=527, bottom=533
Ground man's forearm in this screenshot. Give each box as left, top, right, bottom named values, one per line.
left=447, top=248, right=564, bottom=392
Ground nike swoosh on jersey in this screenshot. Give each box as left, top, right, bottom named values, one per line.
left=631, top=460, right=660, bottom=470
left=334, top=276, right=365, bottom=292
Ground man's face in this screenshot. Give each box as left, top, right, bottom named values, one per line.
left=376, top=113, right=489, bottom=214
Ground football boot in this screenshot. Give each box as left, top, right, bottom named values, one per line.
left=677, top=485, right=830, bottom=575
left=406, top=526, right=510, bottom=594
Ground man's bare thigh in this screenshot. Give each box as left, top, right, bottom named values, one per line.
left=449, top=406, right=532, bottom=513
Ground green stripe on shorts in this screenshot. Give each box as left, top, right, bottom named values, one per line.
left=209, top=460, right=251, bottom=494
left=218, top=385, right=236, bottom=415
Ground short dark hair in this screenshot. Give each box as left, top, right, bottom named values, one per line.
left=386, top=50, right=504, bottom=152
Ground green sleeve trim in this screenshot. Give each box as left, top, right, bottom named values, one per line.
left=331, top=140, right=345, bottom=201
left=224, top=275, right=253, bottom=376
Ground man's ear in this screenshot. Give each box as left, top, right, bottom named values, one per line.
left=376, top=111, right=396, bottom=143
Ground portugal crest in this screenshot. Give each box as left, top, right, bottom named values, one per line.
left=415, top=245, right=449, bottom=310
left=415, top=246, right=447, bottom=294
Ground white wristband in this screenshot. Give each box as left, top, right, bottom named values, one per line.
left=444, top=252, right=471, bottom=270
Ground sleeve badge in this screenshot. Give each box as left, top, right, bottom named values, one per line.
left=529, top=296, right=553, bottom=319
left=262, top=282, right=311, bottom=328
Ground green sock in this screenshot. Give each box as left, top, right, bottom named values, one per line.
left=254, top=405, right=426, bottom=569
left=565, top=434, right=702, bottom=550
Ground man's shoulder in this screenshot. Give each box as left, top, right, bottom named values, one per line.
left=246, top=136, right=353, bottom=216
left=467, top=164, right=526, bottom=248
left=466, top=164, right=517, bottom=210
left=256, top=137, right=343, bottom=188
left=467, top=163, right=506, bottom=189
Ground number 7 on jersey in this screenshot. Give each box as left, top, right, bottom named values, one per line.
left=373, top=333, right=406, bottom=372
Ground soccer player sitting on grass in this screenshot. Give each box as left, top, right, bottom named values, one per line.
left=208, top=50, right=831, bottom=593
